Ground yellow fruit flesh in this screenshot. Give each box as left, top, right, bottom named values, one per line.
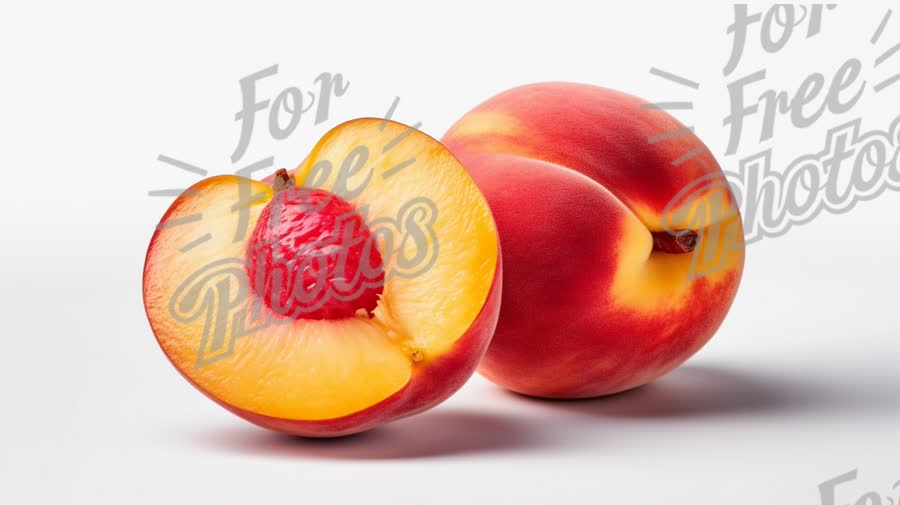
left=143, top=120, right=498, bottom=421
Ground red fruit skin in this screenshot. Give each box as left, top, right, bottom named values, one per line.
left=159, top=257, right=501, bottom=437
left=442, top=83, right=736, bottom=224
left=442, top=83, right=745, bottom=398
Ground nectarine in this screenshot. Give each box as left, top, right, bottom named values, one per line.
left=144, top=119, right=501, bottom=436
left=442, top=83, right=744, bottom=398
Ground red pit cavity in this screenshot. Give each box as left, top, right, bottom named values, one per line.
left=246, top=170, right=385, bottom=320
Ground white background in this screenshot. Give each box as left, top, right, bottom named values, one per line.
left=2, top=1, right=899, bottom=504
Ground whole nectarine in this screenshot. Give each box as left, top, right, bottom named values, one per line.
left=442, top=83, right=744, bottom=398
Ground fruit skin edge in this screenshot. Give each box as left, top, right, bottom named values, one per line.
left=144, top=249, right=502, bottom=438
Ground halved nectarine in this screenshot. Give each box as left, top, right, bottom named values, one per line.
left=143, top=119, right=501, bottom=437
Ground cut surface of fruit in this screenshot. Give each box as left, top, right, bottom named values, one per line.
left=143, top=119, right=499, bottom=426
